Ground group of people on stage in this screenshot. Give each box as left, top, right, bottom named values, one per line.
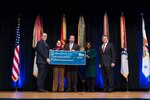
left=36, top=33, right=116, bottom=93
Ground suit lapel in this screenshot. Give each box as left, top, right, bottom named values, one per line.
left=101, top=43, right=109, bottom=53
left=46, top=44, right=49, bottom=49
left=104, top=43, right=109, bottom=53
left=100, top=45, right=104, bottom=54
left=42, top=40, right=49, bottom=49
left=67, top=43, right=70, bottom=50
left=72, top=43, right=75, bottom=50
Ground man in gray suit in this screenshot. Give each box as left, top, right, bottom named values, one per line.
left=64, top=35, right=80, bottom=92
left=99, top=35, right=116, bottom=92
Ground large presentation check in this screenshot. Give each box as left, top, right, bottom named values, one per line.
left=49, top=50, right=86, bottom=65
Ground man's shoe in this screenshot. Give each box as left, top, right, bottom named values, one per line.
left=103, top=88, right=108, bottom=92
left=108, top=88, right=114, bottom=92
left=87, top=89, right=90, bottom=92
left=43, top=89, right=48, bottom=92
left=65, top=89, right=71, bottom=92
left=91, top=89, right=95, bottom=92
left=37, top=89, right=44, bottom=92
left=73, top=89, right=77, bottom=92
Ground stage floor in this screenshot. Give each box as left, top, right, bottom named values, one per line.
left=0, top=92, right=150, bottom=99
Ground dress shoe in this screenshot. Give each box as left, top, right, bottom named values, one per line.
left=59, top=90, right=64, bottom=92
left=87, top=90, right=90, bottom=92
left=108, top=88, right=114, bottom=92
left=37, top=89, right=44, bottom=92
left=65, top=89, right=71, bottom=92
left=103, top=88, right=108, bottom=92
left=73, top=89, right=77, bottom=92
left=91, top=89, right=95, bottom=92
left=42, top=89, right=48, bottom=92
left=37, top=89, right=48, bottom=92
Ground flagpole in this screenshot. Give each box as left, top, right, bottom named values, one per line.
left=15, top=81, right=18, bottom=92
left=79, top=72, right=85, bottom=92
left=126, top=77, right=128, bottom=92
left=83, top=79, right=85, bottom=92
left=148, top=77, right=150, bottom=91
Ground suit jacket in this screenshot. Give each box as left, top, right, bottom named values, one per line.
left=64, top=43, right=80, bottom=51
left=36, top=40, right=49, bottom=64
left=99, top=42, right=116, bottom=67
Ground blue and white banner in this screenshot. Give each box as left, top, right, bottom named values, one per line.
left=49, top=50, right=86, bottom=65
left=142, top=14, right=150, bottom=78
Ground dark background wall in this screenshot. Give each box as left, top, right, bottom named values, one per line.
left=0, top=0, right=150, bottom=91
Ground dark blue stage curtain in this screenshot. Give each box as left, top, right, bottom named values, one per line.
left=91, top=17, right=104, bottom=89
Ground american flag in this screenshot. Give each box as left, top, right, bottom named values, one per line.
left=12, top=17, right=21, bottom=82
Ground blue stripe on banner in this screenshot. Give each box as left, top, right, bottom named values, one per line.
left=139, top=16, right=148, bottom=88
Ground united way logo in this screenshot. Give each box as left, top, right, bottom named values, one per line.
left=78, top=53, right=84, bottom=57
left=51, top=51, right=54, bottom=56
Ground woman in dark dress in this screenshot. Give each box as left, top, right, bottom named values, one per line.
left=85, top=42, right=96, bottom=92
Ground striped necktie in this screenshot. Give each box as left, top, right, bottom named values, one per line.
left=102, top=43, right=106, bottom=52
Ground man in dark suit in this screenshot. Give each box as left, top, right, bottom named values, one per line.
left=99, top=35, right=116, bottom=92
left=36, top=33, right=50, bottom=92
left=64, top=35, right=80, bottom=92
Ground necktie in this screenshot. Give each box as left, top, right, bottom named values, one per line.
left=44, top=41, right=48, bottom=47
left=102, top=43, right=106, bottom=52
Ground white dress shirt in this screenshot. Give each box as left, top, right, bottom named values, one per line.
left=69, top=43, right=74, bottom=51
left=102, top=41, right=108, bottom=52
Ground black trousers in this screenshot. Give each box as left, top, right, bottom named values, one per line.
left=101, top=66, right=114, bottom=89
left=37, top=64, right=48, bottom=89
left=66, top=66, right=78, bottom=91
left=86, top=77, right=96, bottom=92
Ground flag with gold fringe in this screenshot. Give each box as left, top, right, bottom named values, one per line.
left=32, top=15, right=43, bottom=77
left=120, top=13, right=129, bottom=79
left=78, top=16, right=86, bottom=51
left=141, top=13, right=150, bottom=78
left=103, top=12, right=109, bottom=38
left=61, top=14, right=67, bottom=48
left=78, top=15, right=86, bottom=91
